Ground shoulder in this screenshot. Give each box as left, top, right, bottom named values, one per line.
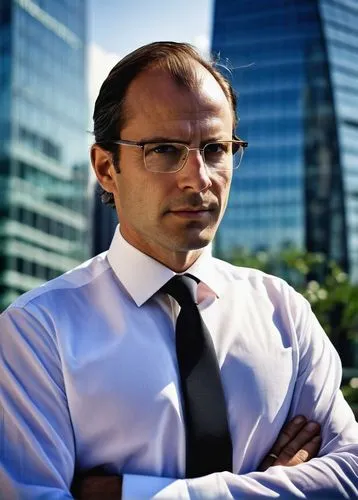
left=212, top=257, right=309, bottom=316
left=0, top=252, right=116, bottom=356
left=212, top=256, right=290, bottom=290
left=3, top=251, right=111, bottom=314
left=211, top=258, right=320, bottom=351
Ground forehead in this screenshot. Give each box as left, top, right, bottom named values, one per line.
left=121, top=65, right=233, bottom=139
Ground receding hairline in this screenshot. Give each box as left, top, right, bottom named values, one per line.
left=93, top=41, right=238, bottom=143
left=119, top=59, right=236, bottom=132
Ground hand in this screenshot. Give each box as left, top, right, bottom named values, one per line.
left=71, top=466, right=122, bottom=499
left=258, top=415, right=321, bottom=471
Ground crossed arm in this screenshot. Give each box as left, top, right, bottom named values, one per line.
left=72, top=416, right=322, bottom=498
left=1, top=302, right=358, bottom=499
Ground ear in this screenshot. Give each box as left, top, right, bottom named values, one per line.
left=91, top=144, right=117, bottom=194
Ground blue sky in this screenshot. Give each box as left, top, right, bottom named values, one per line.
left=87, top=0, right=213, bottom=109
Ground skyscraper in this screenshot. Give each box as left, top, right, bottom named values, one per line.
left=211, top=0, right=358, bottom=281
left=0, top=0, right=89, bottom=310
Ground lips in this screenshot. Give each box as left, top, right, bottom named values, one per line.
left=164, top=198, right=218, bottom=219
left=171, top=207, right=211, bottom=212
left=168, top=207, right=214, bottom=219
left=168, top=201, right=216, bottom=212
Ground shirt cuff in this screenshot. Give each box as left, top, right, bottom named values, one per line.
left=122, top=474, right=189, bottom=499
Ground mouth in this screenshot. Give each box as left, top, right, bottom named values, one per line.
left=168, top=207, right=214, bottom=219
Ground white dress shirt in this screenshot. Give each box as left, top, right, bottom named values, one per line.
left=1, top=227, right=358, bottom=499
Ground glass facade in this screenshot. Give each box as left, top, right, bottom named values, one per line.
left=0, top=0, right=89, bottom=310
left=211, top=0, right=358, bottom=281
left=320, top=0, right=358, bottom=282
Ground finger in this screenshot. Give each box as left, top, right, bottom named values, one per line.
left=257, top=417, right=321, bottom=471
left=276, top=435, right=322, bottom=467
left=270, top=415, right=308, bottom=455
left=258, top=454, right=277, bottom=472
left=257, top=416, right=308, bottom=472
left=303, top=435, right=321, bottom=458
left=274, top=421, right=321, bottom=461
left=260, top=434, right=322, bottom=471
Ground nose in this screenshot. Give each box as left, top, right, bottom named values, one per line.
left=176, top=148, right=212, bottom=193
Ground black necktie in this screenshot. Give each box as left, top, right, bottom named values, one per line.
left=161, top=274, right=232, bottom=478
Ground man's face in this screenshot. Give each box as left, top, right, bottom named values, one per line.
left=96, top=65, right=234, bottom=270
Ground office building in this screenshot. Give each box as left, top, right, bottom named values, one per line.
left=212, top=0, right=358, bottom=282
left=0, top=0, right=89, bottom=310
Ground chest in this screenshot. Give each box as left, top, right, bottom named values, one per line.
left=60, top=291, right=297, bottom=473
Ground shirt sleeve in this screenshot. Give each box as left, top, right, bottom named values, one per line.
left=122, top=291, right=358, bottom=499
left=1, top=305, right=75, bottom=499
left=2, top=291, right=358, bottom=499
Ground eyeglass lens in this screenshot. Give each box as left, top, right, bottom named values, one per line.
left=143, top=142, right=244, bottom=173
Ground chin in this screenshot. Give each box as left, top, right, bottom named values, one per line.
left=177, top=234, right=214, bottom=252
left=162, top=225, right=217, bottom=253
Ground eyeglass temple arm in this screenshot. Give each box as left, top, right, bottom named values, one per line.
left=233, top=134, right=248, bottom=148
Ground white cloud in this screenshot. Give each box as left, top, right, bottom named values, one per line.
left=192, top=34, right=211, bottom=57
left=87, top=42, right=122, bottom=116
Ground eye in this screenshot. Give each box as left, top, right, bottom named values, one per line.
left=148, top=143, right=181, bottom=155
left=205, top=142, right=229, bottom=154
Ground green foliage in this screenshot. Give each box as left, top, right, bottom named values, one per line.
left=341, top=385, right=358, bottom=405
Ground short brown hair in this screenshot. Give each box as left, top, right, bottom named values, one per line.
left=93, top=41, right=238, bottom=206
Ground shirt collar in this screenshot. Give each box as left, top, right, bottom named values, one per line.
left=107, top=226, right=224, bottom=306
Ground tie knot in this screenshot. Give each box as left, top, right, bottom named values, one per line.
left=161, top=275, right=197, bottom=307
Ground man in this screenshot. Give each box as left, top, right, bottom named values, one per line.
left=1, top=42, right=357, bottom=499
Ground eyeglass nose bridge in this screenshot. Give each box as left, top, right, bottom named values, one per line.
left=179, top=145, right=207, bottom=171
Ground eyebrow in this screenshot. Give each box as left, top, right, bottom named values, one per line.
left=138, top=136, right=231, bottom=144
left=138, top=136, right=188, bottom=144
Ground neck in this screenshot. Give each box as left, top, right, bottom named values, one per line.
left=157, top=248, right=204, bottom=273
left=119, top=228, right=205, bottom=272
